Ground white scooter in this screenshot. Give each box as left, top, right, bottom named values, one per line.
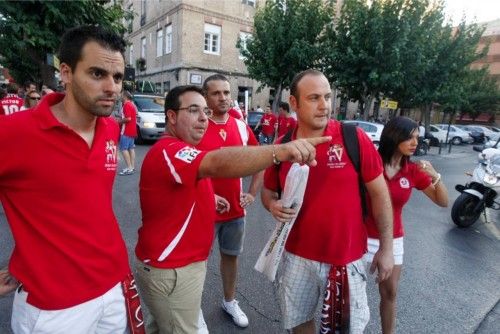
left=451, top=147, right=500, bottom=227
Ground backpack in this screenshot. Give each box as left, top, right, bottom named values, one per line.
left=279, top=122, right=368, bottom=218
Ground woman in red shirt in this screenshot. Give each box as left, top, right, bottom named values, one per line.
left=365, top=116, right=448, bottom=333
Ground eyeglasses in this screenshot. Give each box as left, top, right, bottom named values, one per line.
left=177, top=105, right=212, bottom=117
left=29, top=96, right=41, bottom=100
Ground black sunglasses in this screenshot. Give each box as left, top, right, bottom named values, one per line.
left=29, top=96, right=41, bottom=100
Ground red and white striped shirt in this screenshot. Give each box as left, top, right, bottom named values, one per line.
left=136, top=136, right=215, bottom=268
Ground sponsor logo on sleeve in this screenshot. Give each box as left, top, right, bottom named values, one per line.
left=175, top=146, right=201, bottom=163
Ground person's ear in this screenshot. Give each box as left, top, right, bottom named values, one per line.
left=166, top=109, right=177, bottom=125
left=289, top=95, right=298, bottom=111
left=59, top=63, right=72, bottom=86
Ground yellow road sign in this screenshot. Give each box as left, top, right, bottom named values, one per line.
left=381, top=99, right=398, bottom=110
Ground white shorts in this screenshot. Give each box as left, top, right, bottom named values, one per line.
left=364, top=237, right=404, bottom=265
left=11, top=283, right=128, bottom=334
left=278, top=252, right=370, bottom=332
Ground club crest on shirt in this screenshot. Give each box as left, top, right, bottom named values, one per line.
left=399, top=177, right=410, bottom=189
left=175, top=146, right=201, bottom=163
left=104, top=140, right=118, bottom=171
left=326, top=143, right=346, bottom=169
left=219, top=129, right=227, bottom=141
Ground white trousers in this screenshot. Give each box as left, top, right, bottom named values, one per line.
left=11, top=283, right=128, bottom=334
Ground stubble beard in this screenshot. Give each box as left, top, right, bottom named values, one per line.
left=70, top=80, right=116, bottom=117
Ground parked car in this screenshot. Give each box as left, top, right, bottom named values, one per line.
left=433, top=124, right=474, bottom=145
left=343, top=120, right=384, bottom=146
left=132, top=94, right=165, bottom=143
left=459, top=125, right=495, bottom=140
left=455, top=125, right=485, bottom=144
left=247, top=111, right=264, bottom=137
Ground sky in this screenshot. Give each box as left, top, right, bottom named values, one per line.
left=444, top=0, right=500, bottom=25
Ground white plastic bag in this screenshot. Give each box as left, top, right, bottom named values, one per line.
left=254, top=163, right=309, bottom=281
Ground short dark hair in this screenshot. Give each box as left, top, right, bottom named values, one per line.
left=165, top=85, right=204, bottom=116
left=290, top=69, right=324, bottom=100
left=202, top=74, right=229, bottom=93
left=58, top=25, right=126, bottom=71
left=279, top=102, right=290, bottom=112
left=378, top=116, right=418, bottom=166
left=6, top=83, right=19, bottom=94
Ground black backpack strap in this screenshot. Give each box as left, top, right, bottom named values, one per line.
left=341, top=123, right=368, bottom=219
left=281, top=129, right=293, bottom=144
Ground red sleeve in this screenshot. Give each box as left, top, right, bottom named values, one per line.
left=411, top=163, right=432, bottom=190
left=123, top=101, right=135, bottom=118
left=163, top=142, right=208, bottom=187
left=247, top=124, right=259, bottom=146
left=357, top=128, right=383, bottom=183
left=263, top=165, right=280, bottom=192
left=272, top=114, right=278, bottom=126
left=228, top=108, right=242, bottom=120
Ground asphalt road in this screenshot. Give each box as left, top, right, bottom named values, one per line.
left=1, top=142, right=499, bottom=333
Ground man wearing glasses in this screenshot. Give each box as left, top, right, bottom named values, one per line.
left=134, top=85, right=330, bottom=334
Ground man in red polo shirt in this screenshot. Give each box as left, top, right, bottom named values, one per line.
left=197, top=74, right=261, bottom=328
left=0, top=26, right=134, bottom=333
left=0, top=83, right=24, bottom=115
left=276, top=101, right=297, bottom=139
left=255, top=105, right=277, bottom=144
left=262, top=69, right=394, bottom=334
left=134, top=85, right=330, bottom=334
left=117, top=90, right=138, bottom=175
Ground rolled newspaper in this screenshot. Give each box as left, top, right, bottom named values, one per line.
left=254, top=163, right=309, bottom=281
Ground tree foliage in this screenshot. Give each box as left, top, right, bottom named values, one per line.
left=326, top=0, right=411, bottom=119
left=405, top=13, right=488, bottom=126
left=237, top=0, right=335, bottom=108
left=0, top=0, right=132, bottom=87
left=322, top=0, right=495, bottom=124
left=439, top=67, right=500, bottom=117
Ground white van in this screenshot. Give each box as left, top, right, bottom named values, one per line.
left=132, top=94, right=165, bottom=143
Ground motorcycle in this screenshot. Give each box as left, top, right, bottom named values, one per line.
left=415, top=137, right=430, bottom=156
left=451, top=147, right=500, bottom=227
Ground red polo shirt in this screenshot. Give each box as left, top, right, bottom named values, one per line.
left=0, top=93, right=129, bottom=309
left=366, top=161, right=431, bottom=238
left=260, top=113, right=277, bottom=136
left=264, top=120, right=383, bottom=265
left=122, top=100, right=138, bottom=137
left=136, top=137, right=215, bottom=268
left=277, top=115, right=297, bottom=137
left=197, top=116, right=259, bottom=222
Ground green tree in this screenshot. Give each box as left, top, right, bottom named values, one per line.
left=0, top=0, right=132, bottom=87
left=389, top=0, right=447, bottom=111
left=326, top=0, right=488, bottom=127
left=439, top=67, right=500, bottom=121
left=408, top=17, right=486, bottom=128
left=327, top=0, right=413, bottom=120
left=237, top=0, right=335, bottom=111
